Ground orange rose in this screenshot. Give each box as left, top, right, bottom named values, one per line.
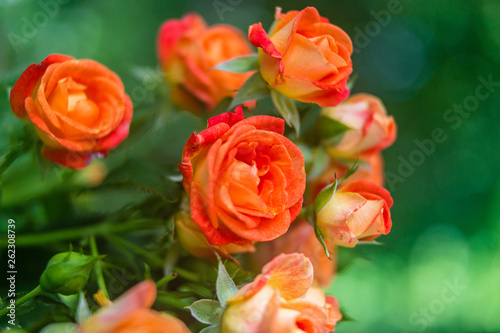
left=174, top=211, right=255, bottom=261
left=317, top=179, right=393, bottom=248
left=10, top=54, right=133, bottom=169
left=157, top=13, right=254, bottom=113
left=253, top=218, right=336, bottom=287
left=178, top=106, right=305, bottom=246
left=249, top=7, right=353, bottom=106
left=78, top=280, right=190, bottom=333
left=222, top=253, right=341, bottom=332
left=321, top=93, right=396, bottom=159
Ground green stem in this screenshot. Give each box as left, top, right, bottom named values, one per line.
left=155, top=272, right=177, bottom=289
left=174, top=266, right=200, bottom=282
left=0, top=219, right=166, bottom=247
left=90, top=235, right=109, bottom=299
left=155, top=295, right=190, bottom=310
left=105, top=234, right=165, bottom=268
left=0, top=285, right=43, bottom=317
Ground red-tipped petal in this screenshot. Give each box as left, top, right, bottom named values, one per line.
left=10, top=54, right=74, bottom=118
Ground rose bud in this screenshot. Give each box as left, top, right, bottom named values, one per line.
left=305, top=153, right=385, bottom=205
left=9, top=54, right=133, bottom=169
left=249, top=7, right=353, bottom=106
left=178, top=106, right=305, bottom=246
left=253, top=218, right=336, bottom=287
left=222, top=253, right=341, bottom=332
left=321, top=93, right=396, bottom=159
left=157, top=13, right=254, bottom=114
left=78, top=280, right=190, bottom=333
left=174, top=211, right=254, bottom=261
left=316, top=179, right=393, bottom=248
left=40, top=252, right=97, bottom=295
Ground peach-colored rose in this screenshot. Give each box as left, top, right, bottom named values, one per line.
left=178, top=107, right=305, bottom=246
left=249, top=7, right=353, bottom=106
left=174, top=211, right=255, bottom=261
left=78, top=280, right=190, bottom=333
left=253, top=218, right=336, bottom=287
left=305, top=152, right=385, bottom=205
left=157, top=13, right=254, bottom=113
left=10, top=54, right=133, bottom=169
left=222, top=253, right=341, bottom=332
left=317, top=179, right=393, bottom=248
left=321, top=93, right=396, bottom=159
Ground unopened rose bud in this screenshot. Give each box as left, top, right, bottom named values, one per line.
left=320, top=93, right=396, bottom=159
left=316, top=179, right=393, bottom=248
left=40, top=252, right=98, bottom=295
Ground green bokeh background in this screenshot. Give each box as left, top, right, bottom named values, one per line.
left=1, top=0, right=499, bottom=332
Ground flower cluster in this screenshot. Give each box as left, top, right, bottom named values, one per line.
left=9, top=5, right=397, bottom=332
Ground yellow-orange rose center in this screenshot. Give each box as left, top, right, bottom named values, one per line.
left=47, top=77, right=100, bottom=127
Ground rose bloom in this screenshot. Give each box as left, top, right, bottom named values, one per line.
left=174, top=211, right=255, bottom=261
left=249, top=7, right=353, bottom=106
left=10, top=54, right=132, bottom=169
left=321, top=93, right=396, bottom=159
left=179, top=106, right=305, bottom=246
left=157, top=13, right=254, bottom=113
left=305, top=153, right=385, bottom=205
left=253, top=218, right=336, bottom=287
left=317, top=179, right=393, bottom=248
left=78, top=280, right=190, bottom=333
left=222, top=253, right=341, bottom=332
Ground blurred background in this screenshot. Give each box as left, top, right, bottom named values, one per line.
left=1, top=0, right=499, bottom=332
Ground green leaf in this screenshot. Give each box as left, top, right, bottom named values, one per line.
left=200, top=325, right=222, bottom=333
left=357, top=240, right=384, bottom=245
left=271, top=90, right=300, bottom=136
left=338, top=156, right=360, bottom=184
left=76, top=292, right=91, bottom=323
left=313, top=178, right=339, bottom=215
left=213, top=54, right=259, bottom=73
left=39, top=323, right=78, bottom=333
left=186, top=299, right=225, bottom=325
left=216, top=258, right=238, bottom=307
left=299, top=103, right=321, bottom=136
left=319, top=116, right=352, bottom=146
left=306, top=146, right=329, bottom=181
left=314, top=216, right=332, bottom=261
left=346, top=73, right=358, bottom=91
left=228, top=72, right=270, bottom=110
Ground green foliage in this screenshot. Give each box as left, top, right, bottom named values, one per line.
left=215, top=258, right=238, bottom=307
left=228, top=72, right=270, bottom=110
left=39, top=252, right=98, bottom=296
left=213, top=54, right=259, bottom=73
left=271, top=89, right=301, bottom=136
left=186, top=299, right=225, bottom=325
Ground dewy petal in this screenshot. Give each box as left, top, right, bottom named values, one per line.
left=260, top=253, right=313, bottom=300
left=282, top=34, right=339, bottom=85
left=346, top=199, right=384, bottom=236
left=317, top=192, right=367, bottom=226
left=222, top=285, right=280, bottom=333
left=340, top=179, right=393, bottom=208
